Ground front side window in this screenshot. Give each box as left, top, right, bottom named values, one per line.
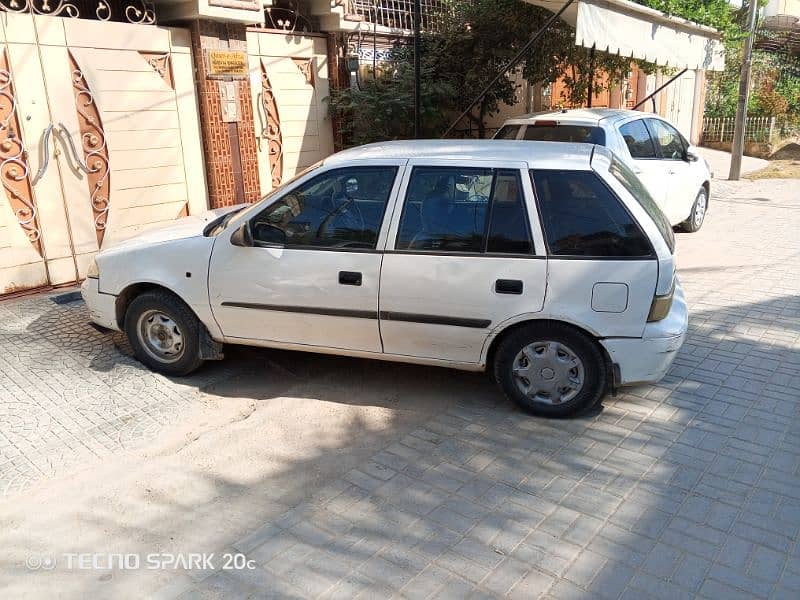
left=250, top=166, right=398, bottom=249
left=523, top=124, right=605, bottom=145
left=495, top=125, right=521, bottom=140
left=396, top=167, right=533, bottom=254
left=619, top=120, right=657, bottom=159
left=647, top=119, right=686, bottom=160
left=531, top=169, right=652, bottom=257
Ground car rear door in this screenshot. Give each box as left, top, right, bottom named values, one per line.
left=378, top=159, right=547, bottom=364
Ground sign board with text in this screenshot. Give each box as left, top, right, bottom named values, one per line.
left=206, top=50, right=249, bottom=79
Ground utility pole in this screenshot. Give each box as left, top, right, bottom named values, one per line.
left=729, top=0, right=760, bottom=180
left=413, top=0, right=422, bottom=138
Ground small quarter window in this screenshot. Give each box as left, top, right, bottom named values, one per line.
left=620, top=120, right=657, bottom=159
left=531, top=169, right=652, bottom=258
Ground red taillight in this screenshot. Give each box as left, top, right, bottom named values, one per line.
left=532, top=120, right=558, bottom=127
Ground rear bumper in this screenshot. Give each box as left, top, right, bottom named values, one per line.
left=601, top=281, right=688, bottom=386
left=80, top=277, right=119, bottom=332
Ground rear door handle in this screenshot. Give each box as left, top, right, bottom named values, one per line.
left=495, top=279, right=523, bottom=295
left=339, top=271, right=362, bottom=286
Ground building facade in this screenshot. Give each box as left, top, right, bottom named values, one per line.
left=0, top=0, right=713, bottom=296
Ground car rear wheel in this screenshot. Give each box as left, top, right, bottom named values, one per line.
left=124, top=290, right=204, bottom=376
left=493, top=323, right=607, bottom=417
left=681, top=187, right=707, bottom=232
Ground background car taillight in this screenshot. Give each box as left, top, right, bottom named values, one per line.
left=648, top=279, right=675, bottom=322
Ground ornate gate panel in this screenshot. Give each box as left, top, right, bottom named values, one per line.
left=247, top=30, right=335, bottom=195
left=0, top=12, right=206, bottom=294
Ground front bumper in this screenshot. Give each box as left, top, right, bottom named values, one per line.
left=80, top=277, right=119, bottom=332
left=600, top=281, right=688, bottom=386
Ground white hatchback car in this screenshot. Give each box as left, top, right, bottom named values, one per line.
left=495, top=109, right=711, bottom=231
left=82, top=140, right=687, bottom=417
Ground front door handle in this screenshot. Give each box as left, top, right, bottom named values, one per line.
left=495, top=279, right=523, bottom=295
left=339, top=271, right=362, bottom=286
left=31, top=124, right=53, bottom=185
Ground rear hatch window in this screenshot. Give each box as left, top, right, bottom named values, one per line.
left=523, top=123, right=605, bottom=145
left=495, top=125, right=521, bottom=140
left=608, top=157, right=675, bottom=253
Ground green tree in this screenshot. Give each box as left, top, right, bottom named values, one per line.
left=329, top=0, right=639, bottom=144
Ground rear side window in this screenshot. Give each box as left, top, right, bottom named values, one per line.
left=495, top=125, right=521, bottom=140
left=523, top=124, right=605, bottom=145
left=619, top=120, right=657, bottom=159
left=531, top=170, right=652, bottom=258
left=396, top=167, right=533, bottom=254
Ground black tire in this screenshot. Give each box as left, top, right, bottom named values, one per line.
left=493, top=322, right=607, bottom=418
left=124, top=290, right=204, bottom=376
left=680, top=187, right=708, bottom=233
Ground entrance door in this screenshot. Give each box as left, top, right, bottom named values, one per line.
left=0, top=13, right=205, bottom=295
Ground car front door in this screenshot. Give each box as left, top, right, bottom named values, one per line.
left=379, top=160, right=547, bottom=364
left=208, top=162, right=404, bottom=352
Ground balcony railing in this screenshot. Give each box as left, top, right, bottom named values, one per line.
left=345, top=0, right=450, bottom=32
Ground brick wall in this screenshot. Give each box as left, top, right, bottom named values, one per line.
left=190, top=20, right=261, bottom=208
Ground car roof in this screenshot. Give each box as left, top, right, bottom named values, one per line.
left=502, top=108, right=644, bottom=126
left=322, top=140, right=596, bottom=170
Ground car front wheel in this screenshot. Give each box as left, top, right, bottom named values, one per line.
left=681, top=187, right=708, bottom=232
left=124, top=290, right=204, bottom=376
left=493, top=323, right=607, bottom=417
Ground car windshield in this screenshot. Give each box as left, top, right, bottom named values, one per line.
left=608, top=157, right=675, bottom=253
left=523, top=124, right=605, bottom=145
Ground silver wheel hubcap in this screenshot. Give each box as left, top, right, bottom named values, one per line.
left=136, top=310, right=185, bottom=364
left=694, top=190, right=707, bottom=227
left=512, top=341, right=585, bottom=405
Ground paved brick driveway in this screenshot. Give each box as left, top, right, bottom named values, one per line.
left=0, top=293, right=239, bottom=496
left=2, top=177, right=799, bottom=599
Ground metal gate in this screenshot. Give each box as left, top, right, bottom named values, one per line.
left=0, top=13, right=206, bottom=295
left=247, top=29, right=335, bottom=196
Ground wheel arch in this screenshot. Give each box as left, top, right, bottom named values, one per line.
left=483, top=317, right=615, bottom=388
left=115, top=282, right=190, bottom=329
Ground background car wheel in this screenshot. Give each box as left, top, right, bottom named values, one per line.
left=124, top=290, right=204, bottom=376
left=493, top=323, right=607, bottom=418
left=681, top=187, right=708, bottom=233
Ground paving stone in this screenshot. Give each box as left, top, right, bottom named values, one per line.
left=7, top=180, right=800, bottom=598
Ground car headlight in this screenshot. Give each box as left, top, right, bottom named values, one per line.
left=86, top=258, right=99, bottom=279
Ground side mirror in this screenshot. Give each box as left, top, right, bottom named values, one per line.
left=230, top=222, right=253, bottom=247
left=684, top=149, right=699, bottom=162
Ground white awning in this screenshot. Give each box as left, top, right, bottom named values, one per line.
left=524, top=0, right=725, bottom=71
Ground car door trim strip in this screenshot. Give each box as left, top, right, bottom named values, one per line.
left=221, top=302, right=376, bottom=320
left=220, top=302, right=490, bottom=328
left=380, top=311, right=491, bottom=329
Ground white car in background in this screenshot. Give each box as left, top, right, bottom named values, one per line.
left=495, top=109, right=711, bottom=232
left=82, top=140, right=687, bottom=418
